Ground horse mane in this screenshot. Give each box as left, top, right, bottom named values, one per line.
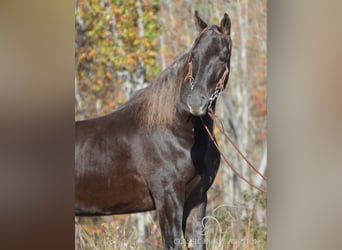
left=134, top=51, right=190, bottom=129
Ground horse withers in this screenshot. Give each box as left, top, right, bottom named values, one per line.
left=75, top=11, right=232, bottom=250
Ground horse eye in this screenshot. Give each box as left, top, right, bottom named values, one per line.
left=219, top=54, right=227, bottom=62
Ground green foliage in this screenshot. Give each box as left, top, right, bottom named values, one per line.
left=75, top=0, right=161, bottom=118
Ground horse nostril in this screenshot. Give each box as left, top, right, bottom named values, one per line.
left=201, top=95, right=206, bottom=103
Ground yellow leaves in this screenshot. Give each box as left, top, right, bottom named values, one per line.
left=103, top=30, right=111, bottom=37
left=96, top=79, right=103, bottom=86
left=78, top=49, right=97, bottom=61
left=79, top=0, right=86, bottom=8
left=143, top=39, right=152, bottom=49
left=125, top=52, right=137, bottom=66
left=112, top=5, right=121, bottom=14
left=106, top=72, right=112, bottom=80
left=90, top=84, right=101, bottom=93
left=148, top=51, right=157, bottom=57
left=131, top=38, right=155, bottom=50
left=109, top=101, right=116, bottom=109
left=126, top=56, right=133, bottom=65
left=213, top=126, right=222, bottom=145
left=132, top=39, right=140, bottom=46
left=117, top=91, right=126, bottom=104
left=79, top=52, right=87, bottom=60
left=146, top=10, right=154, bottom=18
left=86, top=49, right=97, bottom=60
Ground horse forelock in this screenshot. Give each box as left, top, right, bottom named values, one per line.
left=135, top=52, right=190, bottom=129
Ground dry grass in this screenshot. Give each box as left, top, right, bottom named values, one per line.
left=75, top=203, right=266, bottom=250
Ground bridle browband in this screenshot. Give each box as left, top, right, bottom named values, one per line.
left=184, top=26, right=232, bottom=112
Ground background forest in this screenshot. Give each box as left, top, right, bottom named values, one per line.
left=75, top=0, right=267, bottom=249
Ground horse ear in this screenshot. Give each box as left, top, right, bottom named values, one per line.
left=220, top=13, right=231, bottom=36
left=194, top=10, right=208, bottom=33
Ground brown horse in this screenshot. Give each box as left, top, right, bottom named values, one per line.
left=75, top=11, right=232, bottom=249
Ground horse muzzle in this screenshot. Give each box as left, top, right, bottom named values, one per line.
left=187, top=93, right=208, bottom=116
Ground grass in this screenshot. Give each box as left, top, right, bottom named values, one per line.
left=75, top=203, right=266, bottom=250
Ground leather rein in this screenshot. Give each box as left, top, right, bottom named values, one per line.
left=203, top=110, right=267, bottom=193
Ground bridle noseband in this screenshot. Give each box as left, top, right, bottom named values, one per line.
left=183, top=27, right=232, bottom=112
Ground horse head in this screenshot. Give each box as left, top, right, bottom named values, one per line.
left=184, top=11, right=232, bottom=116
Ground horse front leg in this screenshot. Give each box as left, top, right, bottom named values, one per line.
left=183, top=194, right=207, bottom=250
left=155, top=191, right=184, bottom=250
